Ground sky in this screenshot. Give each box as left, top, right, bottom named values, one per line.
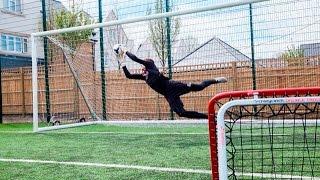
left=113, top=0, right=320, bottom=59
left=59, top=0, right=320, bottom=60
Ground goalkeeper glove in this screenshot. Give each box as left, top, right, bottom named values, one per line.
left=113, top=44, right=127, bottom=59
left=113, top=44, right=127, bottom=67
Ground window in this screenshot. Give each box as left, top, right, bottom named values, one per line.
left=8, top=36, right=14, bottom=51
left=15, top=37, right=22, bottom=52
left=1, top=35, right=7, bottom=51
left=4, top=0, right=21, bottom=12
left=0, top=34, right=28, bottom=53
left=23, top=38, right=28, bottom=53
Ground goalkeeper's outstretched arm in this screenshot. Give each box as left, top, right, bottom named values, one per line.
left=126, top=51, right=153, bottom=66
left=122, top=66, right=145, bottom=80
left=113, top=44, right=152, bottom=67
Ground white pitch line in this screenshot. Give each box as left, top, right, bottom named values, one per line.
left=238, top=172, right=320, bottom=180
left=0, top=131, right=32, bottom=134
left=97, top=119, right=207, bottom=124
left=0, top=158, right=211, bottom=174
left=229, top=133, right=290, bottom=136
left=2, top=158, right=318, bottom=179
left=46, top=132, right=208, bottom=135
left=0, top=131, right=207, bottom=135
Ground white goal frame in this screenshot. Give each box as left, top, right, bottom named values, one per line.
left=216, top=96, right=320, bottom=180
left=31, top=0, right=270, bottom=132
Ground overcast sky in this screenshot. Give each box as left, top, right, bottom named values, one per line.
left=59, top=0, right=320, bottom=59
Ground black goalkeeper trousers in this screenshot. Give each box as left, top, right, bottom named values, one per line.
left=164, top=80, right=215, bottom=119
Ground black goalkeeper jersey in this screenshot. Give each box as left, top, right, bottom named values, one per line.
left=122, top=52, right=170, bottom=96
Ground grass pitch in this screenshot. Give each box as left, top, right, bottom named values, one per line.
left=0, top=123, right=211, bottom=180
left=2, top=122, right=319, bottom=179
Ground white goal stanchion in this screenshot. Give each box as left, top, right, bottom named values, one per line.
left=215, top=96, right=320, bottom=180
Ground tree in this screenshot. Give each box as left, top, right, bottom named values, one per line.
left=47, top=1, right=93, bottom=57
left=280, top=45, right=305, bottom=66
left=147, top=0, right=180, bottom=71
left=45, top=2, right=94, bottom=120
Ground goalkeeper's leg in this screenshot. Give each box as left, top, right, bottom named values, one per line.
left=177, top=109, right=208, bottom=119
left=165, top=77, right=227, bottom=98
left=166, top=96, right=208, bottom=119
left=189, top=77, right=228, bottom=91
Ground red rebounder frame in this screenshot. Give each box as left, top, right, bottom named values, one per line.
left=207, top=87, right=320, bottom=180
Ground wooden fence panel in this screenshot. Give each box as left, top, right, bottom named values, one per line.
left=1, top=58, right=319, bottom=121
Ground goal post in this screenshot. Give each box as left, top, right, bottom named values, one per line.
left=208, top=87, right=320, bottom=180
left=31, top=35, right=38, bottom=132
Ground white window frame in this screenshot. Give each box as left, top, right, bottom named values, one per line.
left=15, top=37, right=22, bottom=52
left=8, top=36, right=14, bottom=51
left=23, top=38, right=28, bottom=53
left=1, top=35, right=7, bottom=51
left=4, top=0, right=22, bottom=13
left=0, top=33, right=28, bottom=53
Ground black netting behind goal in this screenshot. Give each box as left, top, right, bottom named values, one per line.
left=225, top=101, right=320, bottom=179
left=208, top=87, right=320, bottom=180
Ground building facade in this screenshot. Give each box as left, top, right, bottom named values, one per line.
left=0, top=0, right=64, bottom=69
left=0, top=0, right=40, bottom=68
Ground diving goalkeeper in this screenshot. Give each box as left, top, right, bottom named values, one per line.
left=113, top=44, right=227, bottom=119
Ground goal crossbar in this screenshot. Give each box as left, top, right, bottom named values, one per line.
left=31, top=0, right=270, bottom=37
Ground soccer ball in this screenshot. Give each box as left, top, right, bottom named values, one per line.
left=113, top=44, right=122, bottom=55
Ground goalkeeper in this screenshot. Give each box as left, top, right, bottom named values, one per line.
left=114, top=44, right=227, bottom=119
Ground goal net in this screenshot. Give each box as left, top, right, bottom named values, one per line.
left=208, top=87, right=320, bottom=179
left=31, top=0, right=320, bottom=132
left=31, top=34, right=103, bottom=132
left=33, top=0, right=275, bottom=132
